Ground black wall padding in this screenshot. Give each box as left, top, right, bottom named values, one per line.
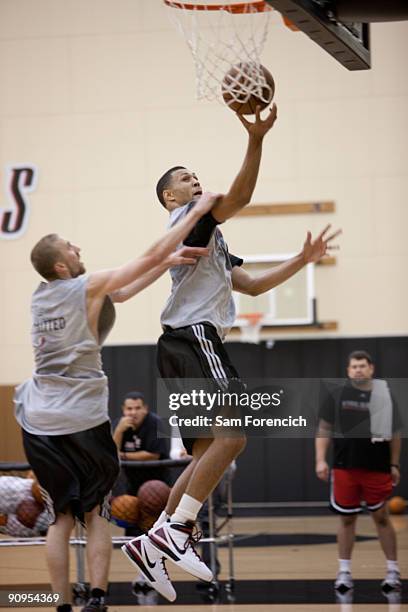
left=102, top=336, right=408, bottom=503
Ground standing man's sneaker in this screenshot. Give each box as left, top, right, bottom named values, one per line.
left=382, top=590, right=401, bottom=605
left=148, top=521, right=213, bottom=582
left=335, top=571, right=354, bottom=593
left=335, top=589, right=354, bottom=605
left=131, top=576, right=159, bottom=605
left=80, top=598, right=107, bottom=612
left=121, top=535, right=176, bottom=602
left=381, top=570, right=402, bottom=593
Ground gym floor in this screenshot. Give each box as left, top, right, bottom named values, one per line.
left=1, top=513, right=407, bottom=611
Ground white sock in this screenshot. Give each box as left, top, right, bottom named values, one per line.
left=152, top=510, right=169, bottom=530
left=386, top=560, right=399, bottom=573
left=171, top=494, right=202, bottom=524
left=339, top=559, right=351, bottom=573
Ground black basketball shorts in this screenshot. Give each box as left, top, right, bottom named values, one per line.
left=157, top=322, right=244, bottom=454
left=22, top=420, right=120, bottom=525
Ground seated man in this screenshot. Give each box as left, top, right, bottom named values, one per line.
left=113, top=391, right=170, bottom=498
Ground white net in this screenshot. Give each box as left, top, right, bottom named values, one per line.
left=0, top=473, right=51, bottom=539
left=164, top=0, right=273, bottom=105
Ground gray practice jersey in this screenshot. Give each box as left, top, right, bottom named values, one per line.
left=14, top=275, right=115, bottom=435
left=161, top=202, right=242, bottom=340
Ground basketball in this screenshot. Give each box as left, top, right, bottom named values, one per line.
left=388, top=496, right=406, bottom=515
left=16, top=498, right=44, bottom=529
left=138, top=480, right=170, bottom=516
left=26, top=470, right=43, bottom=504
left=222, top=63, right=275, bottom=115
left=110, top=494, right=140, bottom=525
left=31, top=481, right=43, bottom=505
left=0, top=513, right=7, bottom=527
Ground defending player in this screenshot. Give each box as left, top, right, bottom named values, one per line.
left=14, top=192, right=217, bottom=612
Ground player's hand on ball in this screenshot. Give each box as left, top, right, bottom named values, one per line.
left=302, top=224, right=342, bottom=264
left=236, top=103, right=278, bottom=139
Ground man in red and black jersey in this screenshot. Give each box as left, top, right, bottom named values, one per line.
left=315, top=350, right=402, bottom=595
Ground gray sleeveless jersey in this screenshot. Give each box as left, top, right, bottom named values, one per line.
left=14, top=275, right=115, bottom=435
left=160, top=203, right=236, bottom=340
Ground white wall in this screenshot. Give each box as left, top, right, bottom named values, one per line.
left=0, top=1, right=407, bottom=384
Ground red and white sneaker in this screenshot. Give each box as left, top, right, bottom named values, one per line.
left=148, top=520, right=213, bottom=582
left=121, top=535, right=176, bottom=602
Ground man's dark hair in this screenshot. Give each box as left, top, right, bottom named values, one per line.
left=30, top=233, right=61, bottom=281
left=156, top=166, right=186, bottom=208
left=347, top=350, right=374, bottom=365
left=123, top=391, right=146, bottom=404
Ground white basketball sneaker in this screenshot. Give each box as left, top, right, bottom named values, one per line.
left=335, top=570, right=354, bottom=593
left=381, top=570, right=402, bottom=593
left=148, top=520, right=213, bottom=582
left=121, top=535, right=176, bottom=602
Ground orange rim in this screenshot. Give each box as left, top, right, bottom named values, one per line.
left=239, top=312, right=263, bottom=324
left=164, top=1, right=272, bottom=14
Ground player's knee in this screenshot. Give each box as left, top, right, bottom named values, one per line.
left=341, top=514, right=357, bottom=527
left=51, top=511, right=75, bottom=534
left=373, top=509, right=389, bottom=527
left=223, top=435, right=246, bottom=457
left=84, top=505, right=101, bottom=522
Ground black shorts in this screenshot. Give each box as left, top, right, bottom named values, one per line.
left=22, top=420, right=120, bottom=524
left=157, top=322, right=243, bottom=454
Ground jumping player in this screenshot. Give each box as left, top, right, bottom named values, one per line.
left=122, top=105, right=341, bottom=602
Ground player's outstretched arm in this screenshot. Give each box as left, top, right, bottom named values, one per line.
left=111, top=246, right=209, bottom=303
left=87, top=192, right=219, bottom=298
left=232, top=225, right=341, bottom=296
left=211, top=104, right=278, bottom=223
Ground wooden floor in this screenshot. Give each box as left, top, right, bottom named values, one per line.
left=2, top=602, right=404, bottom=610
left=1, top=598, right=404, bottom=610
left=1, top=514, right=407, bottom=611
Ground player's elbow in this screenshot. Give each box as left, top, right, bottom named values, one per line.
left=246, top=283, right=261, bottom=297
left=112, top=435, right=121, bottom=449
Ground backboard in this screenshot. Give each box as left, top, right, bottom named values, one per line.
left=234, top=254, right=316, bottom=326
left=266, top=0, right=370, bottom=70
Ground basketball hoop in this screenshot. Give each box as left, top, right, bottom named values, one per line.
left=163, top=0, right=273, bottom=104
left=238, top=312, right=263, bottom=343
